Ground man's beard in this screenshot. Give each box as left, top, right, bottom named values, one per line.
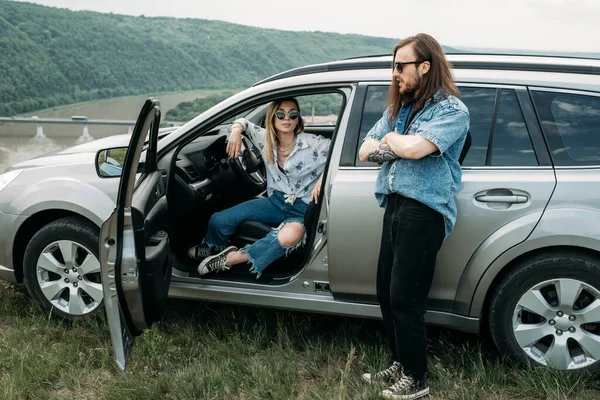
left=399, top=76, right=421, bottom=105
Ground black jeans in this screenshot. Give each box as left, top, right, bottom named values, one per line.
left=376, top=194, right=445, bottom=383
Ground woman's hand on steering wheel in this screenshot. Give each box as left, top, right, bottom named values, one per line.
left=227, top=128, right=244, bottom=158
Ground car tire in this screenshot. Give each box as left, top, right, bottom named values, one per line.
left=488, top=250, right=600, bottom=371
left=23, top=216, right=103, bottom=321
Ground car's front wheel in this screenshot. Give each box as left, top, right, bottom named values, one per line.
left=23, top=217, right=103, bottom=321
left=489, top=251, right=600, bottom=371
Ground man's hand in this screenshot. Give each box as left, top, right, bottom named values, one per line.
left=359, top=136, right=400, bottom=163
left=358, top=139, right=378, bottom=162
left=226, top=124, right=244, bottom=158
left=311, top=173, right=324, bottom=204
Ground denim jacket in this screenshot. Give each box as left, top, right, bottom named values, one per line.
left=234, top=118, right=331, bottom=204
left=365, top=90, right=470, bottom=237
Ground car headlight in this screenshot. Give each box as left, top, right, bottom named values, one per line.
left=0, top=169, right=23, bottom=193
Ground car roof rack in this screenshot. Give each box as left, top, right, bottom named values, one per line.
left=341, top=50, right=600, bottom=61
left=253, top=52, right=600, bottom=86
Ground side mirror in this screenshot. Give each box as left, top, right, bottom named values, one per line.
left=95, top=147, right=127, bottom=178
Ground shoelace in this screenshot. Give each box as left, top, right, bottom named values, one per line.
left=283, top=194, right=297, bottom=205
left=388, top=374, right=413, bottom=393
left=197, top=246, right=212, bottom=258
left=375, top=362, right=400, bottom=380
left=205, top=255, right=228, bottom=273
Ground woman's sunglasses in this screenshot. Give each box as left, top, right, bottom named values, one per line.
left=274, top=111, right=300, bottom=120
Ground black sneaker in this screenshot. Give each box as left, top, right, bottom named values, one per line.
left=362, top=361, right=401, bottom=384
left=381, top=374, right=429, bottom=400
left=187, top=243, right=215, bottom=261
left=198, top=246, right=238, bottom=275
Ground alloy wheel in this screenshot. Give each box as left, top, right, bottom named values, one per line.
left=35, top=239, right=103, bottom=316
left=513, top=278, right=600, bottom=370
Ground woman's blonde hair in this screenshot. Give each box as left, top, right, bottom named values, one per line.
left=263, top=97, right=304, bottom=165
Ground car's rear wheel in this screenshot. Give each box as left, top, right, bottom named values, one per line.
left=489, top=251, right=600, bottom=371
left=23, top=217, right=103, bottom=321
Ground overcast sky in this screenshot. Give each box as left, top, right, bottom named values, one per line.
left=16, top=0, right=600, bottom=53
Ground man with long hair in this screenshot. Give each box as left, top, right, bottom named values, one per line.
left=359, top=33, right=470, bottom=399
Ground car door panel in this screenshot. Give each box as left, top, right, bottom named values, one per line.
left=328, top=169, right=382, bottom=301
left=437, top=168, right=555, bottom=313
left=328, top=168, right=555, bottom=307
left=100, top=98, right=171, bottom=371
left=131, top=172, right=170, bottom=327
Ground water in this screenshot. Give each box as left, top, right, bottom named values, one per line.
left=0, top=90, right=222, bottom=173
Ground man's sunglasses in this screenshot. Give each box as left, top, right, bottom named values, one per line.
left=274, top=111, right=300, bottom=120
left=392, top=60, right=426, bottom=73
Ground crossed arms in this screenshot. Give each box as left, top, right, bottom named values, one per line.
left=358, top=133, right=439, bottom=163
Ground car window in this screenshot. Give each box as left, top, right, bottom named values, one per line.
left=531, top=90, right=600, bottom=166
left=459, top=87, right=496, bottom=166
left=298, top=93, right=342, bottom=126
left=354, top=86, right=498, bottom=167
left=355, top=86, right=390, bottom=167
left=352, top=86, right=540, bottom=167
left=233, top=93, right=342, bottom=129
left=491, top=89, right=537, bottom=166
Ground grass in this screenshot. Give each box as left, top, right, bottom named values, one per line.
left=1, top=281, right=599, bottom=400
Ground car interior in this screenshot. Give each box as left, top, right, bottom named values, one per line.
left=164, top=91, right=344, bottom=285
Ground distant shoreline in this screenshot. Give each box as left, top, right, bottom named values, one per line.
left=18, top=88, right=238, bottom=118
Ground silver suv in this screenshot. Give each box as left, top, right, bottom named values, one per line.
left=1, top=53, right=599, bottom=372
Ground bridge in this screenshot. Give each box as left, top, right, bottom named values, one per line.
left=0, top=116, right=186, bottom=138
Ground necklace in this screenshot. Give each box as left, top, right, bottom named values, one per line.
left=278, top=138, right=296, bottom=156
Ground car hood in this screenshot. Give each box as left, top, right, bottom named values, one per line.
left=5, top=127, right=177, bottom=171
left=5, top=134, right=132, bottom=171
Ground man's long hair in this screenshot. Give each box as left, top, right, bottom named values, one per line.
left=387, top=33, right=459, bottom=121
left=264, top=97, right=304, bottom=165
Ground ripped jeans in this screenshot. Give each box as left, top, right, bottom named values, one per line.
left=203, top=191, right=308, bottom=274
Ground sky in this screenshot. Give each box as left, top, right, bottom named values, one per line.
left=15, top=0, right=600, bottom=53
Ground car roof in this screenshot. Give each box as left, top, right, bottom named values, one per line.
left=253, top=52, right=600, bottom=87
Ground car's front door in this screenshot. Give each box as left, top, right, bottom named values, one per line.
left=99, top=98, right=171, bottom=371
left=328, top=84, right=556, bottom=315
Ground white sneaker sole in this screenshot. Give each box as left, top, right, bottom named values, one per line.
left=381, top=386, right=429, bottom=400
left=361, top=373, right=374, bottom=384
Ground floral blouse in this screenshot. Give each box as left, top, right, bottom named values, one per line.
left=233, top=118, right=331, bottom=204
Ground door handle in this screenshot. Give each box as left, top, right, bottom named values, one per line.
left=475, top=195, right=528, bottom=204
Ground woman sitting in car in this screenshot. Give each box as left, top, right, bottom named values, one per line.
left=188, top=97, right=331, bottom=278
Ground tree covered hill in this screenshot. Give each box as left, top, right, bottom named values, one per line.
left=0, top=1, right=404, bottom=116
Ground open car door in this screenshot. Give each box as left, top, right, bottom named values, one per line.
left=100, top=98, right=171, bottom=371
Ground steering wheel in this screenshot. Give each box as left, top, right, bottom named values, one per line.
left=230, top=137, right=267, bottom=192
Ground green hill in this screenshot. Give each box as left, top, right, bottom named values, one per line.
left=0, top=1, right=406, bottom=116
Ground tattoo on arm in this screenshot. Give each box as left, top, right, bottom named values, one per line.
left=366, top=143, right=399, bottom=163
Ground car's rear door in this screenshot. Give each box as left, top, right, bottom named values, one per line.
left=440, top=86, right=555, bottom=315
left=328, top=84, right=556, bottom=315
left=99, top=98, right=171, bottom=371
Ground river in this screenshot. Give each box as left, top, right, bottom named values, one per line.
left=0, top=90, right=223, bottom=173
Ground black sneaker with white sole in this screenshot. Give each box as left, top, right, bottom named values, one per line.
left=198, top=246, right=238, bottom=275
left=381, top=374, right=429, bottom=400
left=362, top=361, right=401, bottom=385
